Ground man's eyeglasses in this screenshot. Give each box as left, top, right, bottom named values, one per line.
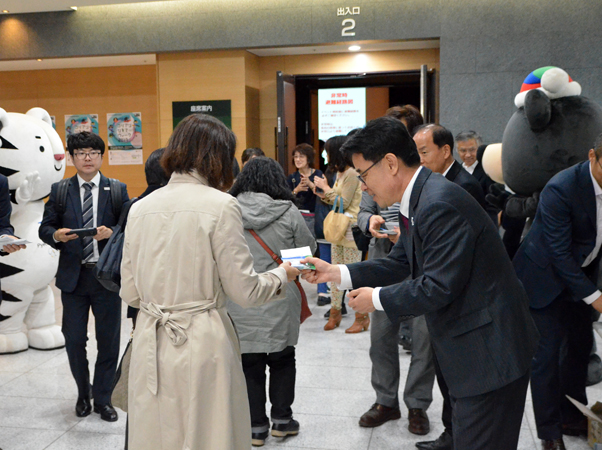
left=357, top=158, right=383, bottom=185
left=73, top=150, right=102, bottom=160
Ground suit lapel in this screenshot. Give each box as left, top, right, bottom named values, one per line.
left=68, top=175, right=83, bottom=228
left=97, top=174, right=110, bottom=226
left=577, top=162, right=597, bottom=230
left=444, top=160, right=460, bottom=182
left=407, top=168, right=432, bottom=276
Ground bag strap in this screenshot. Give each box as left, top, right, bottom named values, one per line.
left=332, top=195, right=344, bottom=214
left=248, top=230, right=310, bottom=320
left=55, top=178, right=71, bottom=217
left=108, top=178, right=124, bottom=219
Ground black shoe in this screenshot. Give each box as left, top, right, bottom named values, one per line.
left=317, top=295, right=331, bottom=306
left=94, top=403, right=118, bottom=422
left=75, top=397, right=92, bottom=417
left=398, top=335, right=412, bottom=351
left=324, top=302, right=347, bottom=318
left=271, top=418, right=299, bottom=437
left=416, top=431, right=453, bottom=450
left=251, top=430, right=269, bottom=447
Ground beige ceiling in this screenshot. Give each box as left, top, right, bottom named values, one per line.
left=1, top=0, right=180, bottom=14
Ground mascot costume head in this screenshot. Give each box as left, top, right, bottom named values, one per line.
left=499, top=66, right=602, bottom=197
left=0, top=107, right=66, bottom=354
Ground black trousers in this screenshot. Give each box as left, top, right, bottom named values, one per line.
left=433, top=354, right=453, bottom=436
left=242, top=346, right=296, bottom=431
left=530, top=292, right=593, bottom=440
left=451, top=370, right=530, bottom=450
left=61, top=266, right=122, bottom=405
left=435, top=352, right=529, bottom=449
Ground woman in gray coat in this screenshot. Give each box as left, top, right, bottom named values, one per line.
left=228, top=157, right=316, bottom=447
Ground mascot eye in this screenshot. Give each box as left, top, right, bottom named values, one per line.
left=39, top=146, right=45, bottom=152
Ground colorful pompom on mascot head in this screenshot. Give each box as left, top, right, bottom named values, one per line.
left=0, top=107, right=66, bottom=354
left=501, top=66, right=602, bottom=197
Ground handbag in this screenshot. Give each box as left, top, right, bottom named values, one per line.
left=111, top=330, right=133, bottom=412
left=323, top=196, right=351, bottom=245
left=248, top=230, right=312, bottom=324
left=94, top=198, right=138, bottom=292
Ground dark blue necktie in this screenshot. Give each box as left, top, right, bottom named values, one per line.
left=82, top=182, right=94, bottom=262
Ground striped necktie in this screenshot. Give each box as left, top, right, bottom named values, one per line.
left=82, top=182, right=94, bottom=262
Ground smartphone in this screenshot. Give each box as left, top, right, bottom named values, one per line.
left=66, top=228, right=98, bottom=237
left=379, top=228, right=398, bottom=236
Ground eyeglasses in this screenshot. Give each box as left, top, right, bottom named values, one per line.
left=357, top=158, right=383, bottom=185
left=73, top=150, right=102, bottom=160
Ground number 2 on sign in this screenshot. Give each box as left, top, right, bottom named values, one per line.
left=342, top=18, right=355, bottom=36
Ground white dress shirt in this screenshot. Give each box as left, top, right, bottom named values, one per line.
left=462, top=160, right=479, bottom=174
left=582, top=162, right=602, bottom=304
left=78, top=172, right=101, bottom=262
left=442, top=160, right=455, bottom=177
left=338, top=167, right=424, bottom=310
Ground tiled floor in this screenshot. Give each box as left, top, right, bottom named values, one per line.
left=0, top=281, right=598, bottom=450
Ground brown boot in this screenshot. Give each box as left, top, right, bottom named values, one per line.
left=345, top=313, right=370, bottom=333
left=324, top=307, right=342, bottom=330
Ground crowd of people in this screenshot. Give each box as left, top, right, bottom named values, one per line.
left=15, top=102, right=601, bottom=450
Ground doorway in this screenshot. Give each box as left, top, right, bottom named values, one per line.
left=276, top=68, right=436, bottom=175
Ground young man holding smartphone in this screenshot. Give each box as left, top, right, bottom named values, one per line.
left=39, top=132, right=129, bottom=422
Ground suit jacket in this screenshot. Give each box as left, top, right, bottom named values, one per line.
left=0, top=174, right=15, bottom=300
left=513, top=161, right=599, bottom=309
left=445, top=160, right=486, bottom=208
left=347, top=168, right=539, bottom=398
left=356, top=191, right=392, bottom=260
left=472, top=162, right=500, bottom=224
left=39, top=173, right=129, bottom=293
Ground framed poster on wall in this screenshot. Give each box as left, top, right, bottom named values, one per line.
left=172, top=100, right=231, bottom=129
left=107, top=112, right=143, bottom=165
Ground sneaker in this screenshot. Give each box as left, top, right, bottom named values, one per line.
left=271, top=418, right=299, bottom=437
left=317, top=295, right=331, bottom=306
left=251, top=430, right=269, bottom=447
left=324, top=302, right=347, bottom=319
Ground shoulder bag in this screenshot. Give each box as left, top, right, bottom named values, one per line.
left=248, top=230, right=312, bottom=324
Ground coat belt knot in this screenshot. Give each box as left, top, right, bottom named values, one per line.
left=139, top=300, right=217, bottom=395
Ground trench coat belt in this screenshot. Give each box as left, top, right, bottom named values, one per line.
left=139, top=300, right=217, bottom=395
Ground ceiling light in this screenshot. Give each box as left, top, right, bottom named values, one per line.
left=349, top=45, right=361, bottom=52
left=2, top=10, right=8, bottom=13
left=37, top=59, right=42, bottom=62
left=70, top=6, right=77, bottom=10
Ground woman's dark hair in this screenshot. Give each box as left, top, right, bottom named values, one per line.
left=325, top=135, right=351, bottom=173
left=145, top=148, right=169, bottom=186
left=229, top=156, right=296, bottom=202
left=161, top=114, right=236, bottom=191
left=385, top=104, right=424, bottom=136
left=292, top=143, right=315, bottom=168
left=341, top=116, right=420, bottom=168
left=66, top=131, right=105, bottom=156
left=241, top=147, right=265, bottom=165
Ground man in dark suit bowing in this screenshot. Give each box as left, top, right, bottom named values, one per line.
left=302, top=116, right=539, bottom=450
left=413, top=124, right=494, bottom=450
left=513, top=134, right=602, bottom=450
left=39, top=132, right=129, bottom=422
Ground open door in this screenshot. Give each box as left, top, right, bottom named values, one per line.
left=276, top=71, right=296, bottom=175
left=420, top=64, right=436, bottom=123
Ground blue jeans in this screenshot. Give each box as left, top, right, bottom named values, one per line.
left=317, top=241, right=331, bottom=295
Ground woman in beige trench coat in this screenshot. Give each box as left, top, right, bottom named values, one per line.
left=120, top=114, right=300, bottom=450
